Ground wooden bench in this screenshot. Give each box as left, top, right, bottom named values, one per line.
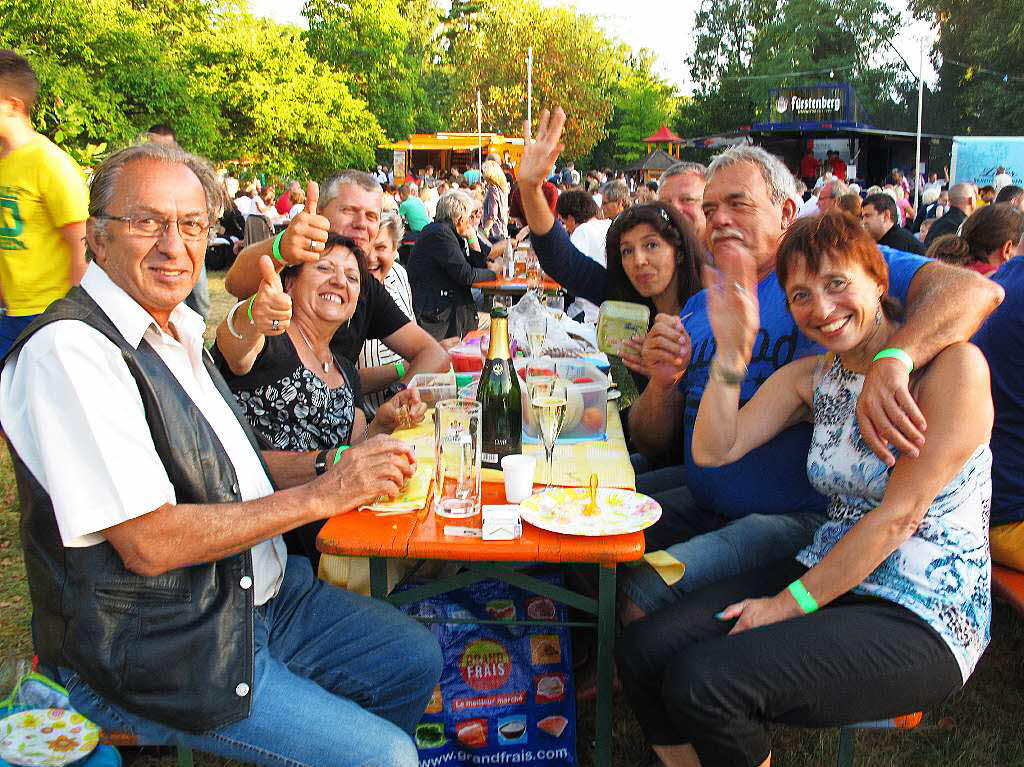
left=992, top=563, right=1024, bottom=614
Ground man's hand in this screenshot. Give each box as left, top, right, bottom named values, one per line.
left=322, top=436, right=417, bottom=509
left=717, top=592, right=802, bottom=635
left=279, top=181, right=330, bottom=265
left=250, top=256, right=292, bottom=336
left=640, top=314, right=692, bottom=387
left=519, top=108, right=566, bottom=188
left=620, top=337, right=652, bottom=379
left=857, top=359, right=926, bottom=467
left=372, top=388, right=428, bottom=436
left=703, top=255, right=759, bottom=369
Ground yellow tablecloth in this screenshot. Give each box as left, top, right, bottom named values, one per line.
left=393, top=401, right=635, bottom=489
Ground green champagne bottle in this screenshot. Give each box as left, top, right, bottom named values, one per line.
left=477, top=305, right=522, bottom=469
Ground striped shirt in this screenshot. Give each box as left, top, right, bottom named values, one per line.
left=357, top=263, right=415, bottom=417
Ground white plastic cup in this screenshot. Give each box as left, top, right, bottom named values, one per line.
left=501, top=454, right=537, bottom=504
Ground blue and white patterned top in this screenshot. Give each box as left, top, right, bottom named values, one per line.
left=796, top=356, right=992, bottom=683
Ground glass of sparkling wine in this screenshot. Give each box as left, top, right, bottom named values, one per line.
left=534, top=380, right=567, bottom=490
left=526, top=316, right=547, bottom=358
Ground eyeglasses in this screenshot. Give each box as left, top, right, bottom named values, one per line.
left=98, top=214, right=212, bottom=241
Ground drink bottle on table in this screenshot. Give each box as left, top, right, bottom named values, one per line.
left=476, top=305, right=522, bottom=470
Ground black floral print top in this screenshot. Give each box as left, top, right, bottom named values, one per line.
left=212, top=333, right=364, bottom=451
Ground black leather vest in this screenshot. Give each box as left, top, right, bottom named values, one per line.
left=5, top=287, right=276, bottom=733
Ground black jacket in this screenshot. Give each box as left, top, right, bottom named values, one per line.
left=7, top=287, right=273, bottom=733
left=924, top=207, right=968, bottom=248
left=407, top=219, right=495, bottom=338
left=878, top=225, right=926, bottom=256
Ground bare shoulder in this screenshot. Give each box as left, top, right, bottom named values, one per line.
left=914, top=342, right=991, bottom=413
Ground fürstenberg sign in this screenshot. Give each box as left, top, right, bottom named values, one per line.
left=776, top=95, right=842, bottom=113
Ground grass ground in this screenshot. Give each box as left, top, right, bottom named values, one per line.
left=0, top=270, right=1021, bottom=766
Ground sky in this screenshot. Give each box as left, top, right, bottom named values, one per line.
left=247, top=0, right=938, bottom=92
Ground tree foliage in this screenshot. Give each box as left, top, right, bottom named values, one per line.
left=676, top=0, right=916, bottom=137
left=583, top=51, right=677, bottom=168
left=0, top=0, right=381, bottom=177
left=909, top=0, right=1024, bottom=135
left=440, top=0, right=620, bottom=158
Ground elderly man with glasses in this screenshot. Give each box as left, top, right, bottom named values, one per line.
left=0, top=142, right=441, bottom=767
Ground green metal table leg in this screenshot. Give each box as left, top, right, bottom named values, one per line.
left=369, top=557, right=389, bottom=600
left=594, top=564, right=616, bottom=767
left=177, top=746, right=193, bottom=767
left=836, top=727, right=854, bottom=767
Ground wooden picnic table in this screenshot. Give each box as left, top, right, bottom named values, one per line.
left=317, top=403, right=643, bottom=767
left=472, top=275, right=562, bottom=296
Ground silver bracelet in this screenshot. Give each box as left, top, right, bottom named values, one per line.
left=710, top=356, right=747, bottom=385
left=225, top=300, right=247, bottom=340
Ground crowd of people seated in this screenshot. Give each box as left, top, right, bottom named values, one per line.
left=4, top=43, right=1024, bottom=766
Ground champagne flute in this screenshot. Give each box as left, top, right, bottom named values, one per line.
left=534, top=380, right=567, bottom=490
left=526, top=316, right=547, bottom=358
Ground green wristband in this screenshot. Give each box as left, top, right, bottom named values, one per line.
left=787, top=579, right=819, bottom=615
left=272, top=231, right=286, bottom=264
left=246, top=295, right=257, bottom=324
left=333, top=445, right=350, bottom=465
left=872, top=347, right=914, bottom=373
left=394, top=360, right=406, bottom=380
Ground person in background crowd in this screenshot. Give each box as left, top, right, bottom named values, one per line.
left=621, top=139, right=1002, bottom=628
left=657, top=162, right=707, bottom=241
left=356, top=212, right=418, bottom=399
left=619, top=210, right=993, bottom=767
left=0, top=50, right=88, bottom=357
left=827, top=149, right=847, bottom=181
left=418, top=183, right=438, bottom=220
left=925, top=183, right=977, bottom=247
left=973, top=235, right=1024, bottom=572
left=555, top=189, right=611, bottom=324
left=277, top=180, right=301, bottom=217
left=816, top=177, right=848, bottom=213
left=226, top=171, right=450, bottom=379
left=634, top=183, right=656, bottom=204
left=995, top=184, right=1024, bottom=211
left=284, top=184, right=306, bottom=220
left=861, top=193, right=926, bottom=256
left=145, top=124, right=177, bottom=146
left=894, top=186, right=915, bottom=228
left=836, top=193, right=861, bottom=218
left=980, top=186, right=997, bottom=206
left=926, top=203, right=1024, bottom=276
left=481, top=159, right=510, bottom=241
left=600, top=178, right=630, bottom=220
left=407, top=190, right=496, bottom=341
left=398, top=182, right=430, bottom=232
left=799, top=145, right=819, bottom=189
left=561, top=160, right=581, bottom=187
left=0, top=142, right=441, bottom=766
left=421, top=165, right=435, bottom=187
left=463, top=161, right=481, bottom=186
left=993, top=166, right=1014, bottom=194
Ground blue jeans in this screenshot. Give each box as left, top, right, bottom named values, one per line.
left=622, top=475, right=824, bottom=614
left=58, top=557, right=442, bottom=767
left=0, top=313, right=38, bottom=359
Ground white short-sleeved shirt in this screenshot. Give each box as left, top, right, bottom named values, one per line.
left=0, top=264, right=286, bottom=605
left=566, top=218, right=611, bottom=324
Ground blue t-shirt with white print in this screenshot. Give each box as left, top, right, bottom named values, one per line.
left=678, top=246, right=929, bottom=519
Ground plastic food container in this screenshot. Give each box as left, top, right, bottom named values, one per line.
left=513, top=358, right=609, bottom=442
left=597, top=301, right=651, bottom=356
left=408, top=372, right=457, bottom=407
left=450, top=344, right=484, bottom=373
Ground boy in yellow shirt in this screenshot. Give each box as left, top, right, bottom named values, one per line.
left=0, top=51, right=88, bottom=357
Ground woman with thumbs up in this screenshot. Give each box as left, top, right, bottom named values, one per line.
left=212, top=233, right=427, bottom=563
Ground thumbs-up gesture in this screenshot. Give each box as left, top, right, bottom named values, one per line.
left=250, top=255, right=292, bottom=336
left=279, top=181, right=331, bottom=265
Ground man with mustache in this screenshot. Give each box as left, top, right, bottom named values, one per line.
left=619, top=143, right=1004, bottom=623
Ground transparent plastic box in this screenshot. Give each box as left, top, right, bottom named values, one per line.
left=513, top=358, right=609, bottom=442
left=407, top=372, right=457, bottom=407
